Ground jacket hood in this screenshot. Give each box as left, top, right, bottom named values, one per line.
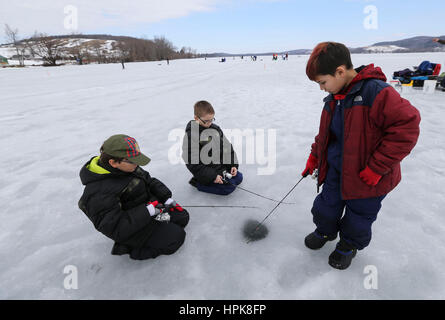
left=79, top=156, right=113, bottom=185
left=341, top=64, right=387, bottom=94
left=185, top=120, right=220, bottom=133
left=324, top=64, right=388, bottom=102
left=352, top=64, right=387, bottom=83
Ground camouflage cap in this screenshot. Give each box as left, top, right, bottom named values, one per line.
left=102, top=134, right=150, bottom=166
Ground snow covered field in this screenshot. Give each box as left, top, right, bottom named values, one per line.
left=0, top=52, right=444, bottom=299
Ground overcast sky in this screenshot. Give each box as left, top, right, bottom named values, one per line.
left=1, top=0, right=444, bottom=53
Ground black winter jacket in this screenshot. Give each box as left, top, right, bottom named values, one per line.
left=78, top=156, right=172, bottom=246
left=182, top=120, right=239, bottom=185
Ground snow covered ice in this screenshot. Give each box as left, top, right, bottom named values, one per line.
left=1, top=52, right=445, bottom=299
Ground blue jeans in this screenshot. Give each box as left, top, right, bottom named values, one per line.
left=196, top=172, right=244, bottom=195
left=311, top=166, right=385, bottom=250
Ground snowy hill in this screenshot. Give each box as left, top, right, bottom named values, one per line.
left=0, top=34, right=190, bottom=66
left=373, top=36, right=445, bottom=52
left=0, top=44, right=15, bottom=57
left=362, top=45, right=409, bottom=53
left=349, top=36, right=445, bottom=54
left=0, top=37, right=118, bottom=65
left=1, top=53, right=445, bottom=299
left=207, top=36, right=445, bottom=57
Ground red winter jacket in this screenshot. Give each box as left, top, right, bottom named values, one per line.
left=311, top=64, right=421, bottom=199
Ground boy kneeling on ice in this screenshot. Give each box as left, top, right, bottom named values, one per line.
left=302, top=42, right=420, bottom=270
left=182, top=100, right=243, bottom=195
left=79, top=134, right=189, bottom=260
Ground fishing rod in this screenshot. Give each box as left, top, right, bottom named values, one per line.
left=222, top=171, right=296, bottom=205
left=182, top=205, right=260, bottom=209
left=246, top=171, right=312, bottom=243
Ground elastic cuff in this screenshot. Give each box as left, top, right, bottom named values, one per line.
left=367, top=161, right=387, bottom=176
left=364, top=165, right=382, bottom=179
left=147, top=204, right=156, bottom=216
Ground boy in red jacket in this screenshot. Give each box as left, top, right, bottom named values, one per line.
left=302, top=42, right=421, bottom=270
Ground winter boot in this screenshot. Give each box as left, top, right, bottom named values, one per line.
left=304, top=230, right=337, bottom=250
left=328, top=239, right=357, bottom=270
left=111, top=242, right=131, bottom=256
left=189, top=177, right=198, bottom=187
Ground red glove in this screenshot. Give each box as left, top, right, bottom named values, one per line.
left=164, top=198, right=184, bottom=212
left=170, top=202, right=184, bottom=212
left=146, top=201, right=164, bottom=216
left=302, top=154, right=318, bottom=177
left=359, top=166, right=382, bottom=186
left=147, top=200, right=159, bottom=207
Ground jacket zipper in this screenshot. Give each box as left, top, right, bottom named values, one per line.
left=317, top=102, right=333, bottom=193
left=340, top=99, right=345, bottom=200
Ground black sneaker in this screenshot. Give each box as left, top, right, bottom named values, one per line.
left=111, top=243, right=131, bottom=256
left=304, top=231, right=337, bottom=250
left=328, top=239, right=357, bottom=270
left=189, top=177, right=198, bottom=187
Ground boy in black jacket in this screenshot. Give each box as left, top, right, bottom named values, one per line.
left=182, top=100, right=243, bottom=195
left=79, top=134, right=189, bottom=260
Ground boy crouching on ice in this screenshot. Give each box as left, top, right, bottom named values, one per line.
left=79, top=134, right=189, bottom=260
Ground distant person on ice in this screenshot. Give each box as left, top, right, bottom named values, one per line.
left=182, top=100, right=243, bottom=195
left=301, top=42, right=421, bottom=270
left=433, top=38, right=445, bottom=45
left=78, top=134, right=189, bottom=260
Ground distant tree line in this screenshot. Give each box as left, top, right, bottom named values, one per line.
left=3, top=25, right=198, bottom=66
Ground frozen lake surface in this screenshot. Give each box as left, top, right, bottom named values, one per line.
left=1, top=52, right=444, bottom=299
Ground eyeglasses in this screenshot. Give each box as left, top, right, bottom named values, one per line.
left=197, top=116, right=216, bottom=124
left=121, top=159, right=135, bottom=164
